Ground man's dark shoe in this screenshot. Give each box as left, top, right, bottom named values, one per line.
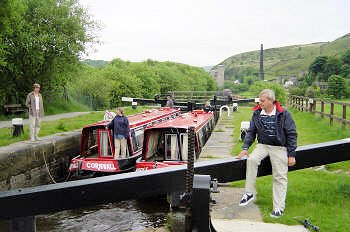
left=239, top=193, right=254, bottom=206
left=270, top=208, right=284, bottom=218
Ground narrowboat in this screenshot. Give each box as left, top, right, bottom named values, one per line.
left=68, top=107, right=181, bottom=178
left=136, top=109, right=215, bottom=171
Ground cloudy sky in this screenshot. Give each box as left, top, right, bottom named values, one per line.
left=79, top=0, right=350, bottom=67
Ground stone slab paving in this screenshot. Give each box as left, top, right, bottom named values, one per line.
left=200, top=115, right=235, bottom=160
left=212, top=219, right=308, bottom=232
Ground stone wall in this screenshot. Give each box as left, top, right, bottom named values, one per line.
left=0, top=131, right=81, bottom=191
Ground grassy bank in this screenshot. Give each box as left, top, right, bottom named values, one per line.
left=230, top=106, right=350, bottom=231
left=0, top=106, right=150, bottom=147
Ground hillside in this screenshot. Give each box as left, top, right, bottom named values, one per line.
left=219, top=33, right=350, bottom=80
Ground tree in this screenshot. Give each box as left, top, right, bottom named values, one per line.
left=309, top=56, right=328, bottom=76
left=342, top=49, right=350, bottom=65
left=303, top=72, right=314, bottom=86
left=340, top=64, right=350, bottom=79
left=0, top=0, right=98, bottom=105
left=324, top=57, right=342, bottom=79
left=305, top=86, right=320, bottom=98
left=231, top=83, right=249, bottom=94
left=327, top=75, right=346, bottom=99
left=249, top=81, right=287, bottom=104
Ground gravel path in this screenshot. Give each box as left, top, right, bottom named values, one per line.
left=0, top=112, right=90, bottom=128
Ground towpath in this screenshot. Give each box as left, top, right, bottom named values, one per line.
left=199, top=112, right=308, bottom=232
left=0, top=112, right=90, bottom=128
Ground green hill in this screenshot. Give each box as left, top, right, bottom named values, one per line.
left=219, top=33, right=350, bottom=80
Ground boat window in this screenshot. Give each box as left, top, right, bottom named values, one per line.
left=135, top=129, right=144, bottom=150
left=165, top=134, right=180, bottom=160
left=181, top=133, right=188, bottom=160
left=99, top=130, right=113, bottom=157
left=145, top=131, right=161, bottom=160
left=131, top=130, right=138, bottom=152
left=198, top=128, right=204, bottom=147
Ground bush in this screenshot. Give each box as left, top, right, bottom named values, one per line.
left=231, top=83, right=249, bottom=93
left=327, top=75, right=346, bottom=99
left=305, top=86, right=321, bottom=98
left=249, top=81, right=287, bottom=104
left=288, top=86, right=305, bottom=96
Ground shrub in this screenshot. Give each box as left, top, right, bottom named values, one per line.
left=249, top=81, right=288, bottom=104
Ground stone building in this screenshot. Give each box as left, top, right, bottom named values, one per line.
left=210, top=64, right=225, bottom=88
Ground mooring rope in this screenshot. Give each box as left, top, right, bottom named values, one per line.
left=42, top=152, right=72, bottom=183
left=42, top=152, right=57, bottom=184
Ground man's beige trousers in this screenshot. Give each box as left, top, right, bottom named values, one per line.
left=29, top=110, right=41, bottom=141
left=114, top=138, right=127, bottom=158
left=245, top=143, right=288, bottom=211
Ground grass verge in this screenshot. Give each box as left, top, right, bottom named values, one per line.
left=0, top=106, right=150, bottom=147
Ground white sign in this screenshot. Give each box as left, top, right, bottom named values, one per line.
left=122, top=97, right=133, bottom=102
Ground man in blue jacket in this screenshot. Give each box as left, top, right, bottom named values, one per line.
left=237, top=89, right=297, bottom=218
left=106, top=107, right=130, bottom=159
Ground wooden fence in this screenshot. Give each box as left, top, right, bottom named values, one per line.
left=288, top=95, right=350, bottom=126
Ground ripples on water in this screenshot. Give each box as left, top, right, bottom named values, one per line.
left=36, top=198, right=168, bottom=232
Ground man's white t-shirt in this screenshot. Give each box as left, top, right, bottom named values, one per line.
left=35, top=95, right=40, bottom=110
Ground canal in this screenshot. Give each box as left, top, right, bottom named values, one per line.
left=36, top=198, right=168, bottom=231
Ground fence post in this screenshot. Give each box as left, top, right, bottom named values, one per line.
left=330, top=102, right=334, bottom=125
left=313, top=100, right=317, bottom=112
left=308, top=98, right=313, bottom=112
left=321, top=101, right=325, bottom=118
left=301, top=98, right=304, bottom=112
left=343, top=105, right=347, bottom=127
left=305, top=99, right=309, bottom=112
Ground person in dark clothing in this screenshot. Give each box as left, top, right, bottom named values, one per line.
left=166, top=95, right=174, bottom=107
left=236, top=89, right=297, bottom=218
left=106, top=107, right=130, bottom=158
left=203, top=101, right=212, bottom=112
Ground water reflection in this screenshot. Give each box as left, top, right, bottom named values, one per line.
left=37, top=198, right=168, bottom=232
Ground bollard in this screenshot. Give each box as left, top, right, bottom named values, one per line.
left=12, top=118, right=24, bottom=137
left=191, top=175, right=213, bottom=232
left=187, top=102, right=193, bottom=112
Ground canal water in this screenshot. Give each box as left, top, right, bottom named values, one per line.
left=36, top=198, right=168, bottom=231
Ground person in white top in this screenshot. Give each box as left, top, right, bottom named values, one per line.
left=26, top=83, right=45, bottom=141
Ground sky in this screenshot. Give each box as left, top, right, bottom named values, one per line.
left=79, top=0, right=350, bottom=67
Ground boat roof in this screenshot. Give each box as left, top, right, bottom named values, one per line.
left=145, top=110, right=213, bottom=131
left=82, top=107, right=181, bottom=132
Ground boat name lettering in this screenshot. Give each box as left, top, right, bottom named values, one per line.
left=86, top=162, right=116, bottom=171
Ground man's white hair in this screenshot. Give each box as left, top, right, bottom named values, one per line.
left=259, top=89, right=275, bottom=101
